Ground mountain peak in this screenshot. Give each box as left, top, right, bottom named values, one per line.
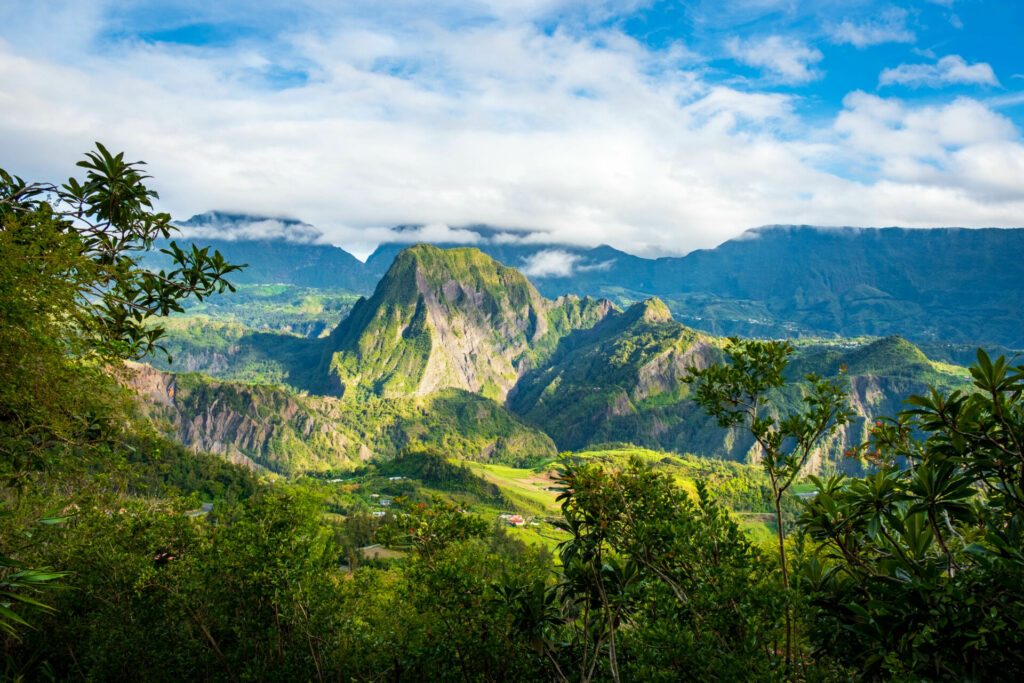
left=616, top=297, right=673, bottom=326
left=635, top=297, right=673, bottom=323
left=323, top=245, right=612, bottom=400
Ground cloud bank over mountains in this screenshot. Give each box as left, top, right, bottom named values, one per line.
left=174, top=213, right=325, bottom=244
left=0, top=0, right=1021, bottom=257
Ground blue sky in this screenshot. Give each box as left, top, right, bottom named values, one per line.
left=0, top=0, right=1021, bottom=257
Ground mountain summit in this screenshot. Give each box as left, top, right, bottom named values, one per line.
left=322, top=244, right=613, bottom=400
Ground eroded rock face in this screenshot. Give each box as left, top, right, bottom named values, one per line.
left=126, top=363, right=352, bottom=472
left=324, top=245, right=614, bottom=401
left=124, top=363, right=558, bottom=474
left=506, top=301, right=972, bottom=474
left=633, top=338, right=717, bottom=404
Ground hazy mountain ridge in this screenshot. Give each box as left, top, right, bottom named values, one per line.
left=158, top=213, right=1024, bottom=347
left=147, top=212, right=369, bottom=290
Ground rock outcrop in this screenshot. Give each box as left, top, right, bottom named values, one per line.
left=322, top=245, right=613, bottom=400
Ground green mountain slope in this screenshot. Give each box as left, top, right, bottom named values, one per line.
left=508, top=298, right=722, bottom=452
left=509, top=302, right=971, bottom=472
left=168, top=284, right=360, bottom=338
left=143, top=244, right=976, bottom=475
left=322, top=244, right=613, bottom=400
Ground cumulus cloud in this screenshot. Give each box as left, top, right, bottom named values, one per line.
left=880, top=55, right=999, bottom=88
left=519, top=250, right=582, bottom=278
left=381, top=223, right=483, bottom=245
left=725, top=35, right=823, bottom=84
left=834, top=92, right=1024, bottom=205
left=0, top=1, right=1021, bottom=260
left=174, top=215, right=324, bottom=243
left=490, top=232, right=530, bottom=245
left=829, top=8, right=915, bottom=48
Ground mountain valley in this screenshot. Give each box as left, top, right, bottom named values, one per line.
left=144, top=240, right=973, bottom=477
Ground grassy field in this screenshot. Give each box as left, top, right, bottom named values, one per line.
left=461, top=461, right=562, bottom=515
left=303, top=446, right=802, bottom=556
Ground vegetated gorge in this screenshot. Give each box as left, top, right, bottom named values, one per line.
left=142, top=241, right=972, bottom=475
left=3, top=151, right=1024, bottom=681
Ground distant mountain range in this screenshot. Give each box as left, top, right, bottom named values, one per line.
left=150, top=212, right=1024, bottom=348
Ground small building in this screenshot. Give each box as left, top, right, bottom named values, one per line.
left=500, top=513, right=526, bottom=527
left=379, top=498, right=392, bottom=507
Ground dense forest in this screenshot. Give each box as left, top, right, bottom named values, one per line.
left=2, top=147, right=1023, bottom=681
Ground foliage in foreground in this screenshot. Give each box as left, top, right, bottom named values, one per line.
left=3, top=146, right=1023, bottom=681
left=0, top=145, right=243, bottom=643
left=799, top=350, right=1024, bottom=680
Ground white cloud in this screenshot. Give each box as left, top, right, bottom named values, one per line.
left=519, top=250, right=581, bottom=278
left=725, top=35, right=823, bottom=84
left=834, top=92, right=1024, bottom=205
left=829, top=8, right=915, bottom=48
left=381, top=223, right=483, bottom=245
left=490, top=232, right=529, bottom=245
left=0, top=2, right=1022, bottom=261
left=174, top=216, right=324, bottom=243
left=880, top=55, right=999, bottom=88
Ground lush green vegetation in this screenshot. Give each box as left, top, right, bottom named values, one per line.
left=325, top=244, right=610, bottom=401
left=512, top=301, right=971, bottom=471
left=138, top=370, right=557, bottom=473
left=167, top=284, right=360, bottom=338
left=144, top=240, right=974, bottom=479
left=4, top=149, right=1022, bottom=680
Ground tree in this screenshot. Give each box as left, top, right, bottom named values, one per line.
left=1, top=143, right=243, bottom=364
left=798, top=350, right=1024, bottom=679
left=0, top=143, right=243, bottom=474
left=0, top=143, right=243, bottom=639
left=685, top=338, right=852, bottom=669
left=549, top=460, right=785, bottom=681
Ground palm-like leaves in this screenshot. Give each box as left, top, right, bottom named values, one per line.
left=0, top=553, right=65, bottom=639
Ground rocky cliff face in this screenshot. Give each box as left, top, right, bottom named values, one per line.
left=126, top=363, right=557, bottom=474
left=509, top=298, right=720, bottom=451
left=323, top=245, right=613, bottom=401
left=128, top=363, right=356, bottom=472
